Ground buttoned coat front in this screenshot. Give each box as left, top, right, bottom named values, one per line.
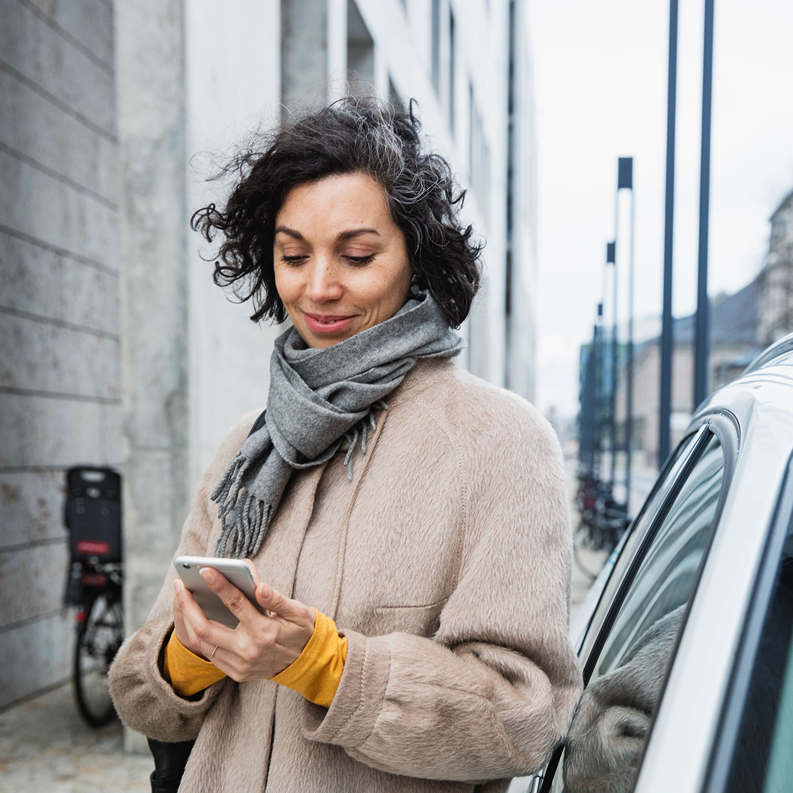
left=109, top=359, right=582, bottom=792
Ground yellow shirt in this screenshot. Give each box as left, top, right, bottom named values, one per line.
left=162, top=609, right=348, bottom=708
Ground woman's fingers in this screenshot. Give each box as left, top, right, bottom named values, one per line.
left=256, top=582, right=315, bottom=629
left=199, top=567, right=262, bottom=627
left=174, top=577, right=232, bottom=653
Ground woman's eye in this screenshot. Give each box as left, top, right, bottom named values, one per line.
left=280, top=255, right=308, bottom=265
left=344, top=254, right=375, bottom=265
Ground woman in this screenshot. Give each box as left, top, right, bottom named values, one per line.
left=109, top=97, right=582, bottom=793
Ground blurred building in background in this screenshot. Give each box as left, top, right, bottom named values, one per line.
left=759, top=189, right=793, bottom=346
left=615, top=280, right=761, bottom=466
left=605, top=186, right=793, bottom=469
left=0, top=0, right=537, bottom=717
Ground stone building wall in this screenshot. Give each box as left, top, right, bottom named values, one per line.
left=0, top=0, right=119, bottom=710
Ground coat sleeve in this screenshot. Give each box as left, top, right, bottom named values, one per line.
left=108, top=418, right=253, bottom=742
left=300, top=395, right=583, bottom=782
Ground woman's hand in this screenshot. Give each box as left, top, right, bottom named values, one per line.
left=171, top=565, right=316, bottom=681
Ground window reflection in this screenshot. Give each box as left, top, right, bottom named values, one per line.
left=560, top=435, right=725, bottom=793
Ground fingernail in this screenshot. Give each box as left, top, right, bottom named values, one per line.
left=200, top=567, right=214, bottom=582
left=174, top=580, right=182, bottom=594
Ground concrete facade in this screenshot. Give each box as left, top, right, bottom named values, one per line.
left=1, top=0, right=538, bottom=716
left=0, top=0, right=119, bottom=711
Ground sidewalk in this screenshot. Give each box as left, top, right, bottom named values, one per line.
left=0, top=684, right=151, bottom=793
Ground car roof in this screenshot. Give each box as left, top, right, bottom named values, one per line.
left=741, top=331, right=793, bottom=376
left=692, top=331, right=793, bottom=432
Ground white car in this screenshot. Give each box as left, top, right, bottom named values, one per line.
left=512, top=333, right=793, bottom=793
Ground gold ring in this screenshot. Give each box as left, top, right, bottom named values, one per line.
left=210, top=645, right=218, bottom=660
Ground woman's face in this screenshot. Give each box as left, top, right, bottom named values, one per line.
left=273, top=172, right=413, bottom=348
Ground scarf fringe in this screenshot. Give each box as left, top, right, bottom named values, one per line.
left=212, top=401, right=391, bottom=557
left=214, top=488, right=272, bottom=559
left=342, top=401, right=388, bottom=480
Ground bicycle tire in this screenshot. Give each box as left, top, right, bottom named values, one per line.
left=73, top=589, right=123, bottom=727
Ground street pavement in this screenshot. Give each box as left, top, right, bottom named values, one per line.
left=0, top=459, right=612, bottom=792
left=0, top=684, right=152, bottom=792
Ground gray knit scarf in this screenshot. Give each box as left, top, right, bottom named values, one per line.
left=211, top=292, right=464, bottom=559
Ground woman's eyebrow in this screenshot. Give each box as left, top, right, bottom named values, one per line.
left=273, top=227, right=380, bottom=241
left=336, top=228, right=380, bottom=241
left=274, top=226, right=305, bottom=240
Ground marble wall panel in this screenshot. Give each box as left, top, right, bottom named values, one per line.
left=0, top=313, right=120, bottom=399
left=0, top=0, right=115, bottom=136
left=22, top=0, right=114, bottom=71
left=0, top=539, right=69, bottom=627
left=0, top=150, right=118, bottom=269
left=0, top=612, right=72, bottom=709
left=0, top=470, right=68, bottom=549
left=0, top=232, right=119, bottom=335
left=0, top=394, right=118, bottom=469
left=0, top=70, right=117, bottom=203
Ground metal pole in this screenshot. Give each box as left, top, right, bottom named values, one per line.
left=659, top=0, right=679, bottom=468
left=694, top=0, right=715, bottom=408
left=616, top=157, right=635, bottom=513
left=626, top=185, right=635, bottom=512
left=607, top=241, right=617, bottom=490
left=594, top=303, right=603, bottom=481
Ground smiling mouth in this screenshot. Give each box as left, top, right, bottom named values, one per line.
left=303, top=312, right=357, bottom=333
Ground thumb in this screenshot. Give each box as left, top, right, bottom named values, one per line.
left=256, top=582, right=309, bottom=623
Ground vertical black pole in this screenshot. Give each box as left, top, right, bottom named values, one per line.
left=607, top=241, right=617, bottom=491
left=659, top=0, right=679, bottom=468
left=618, top=158, right=635, bottom=514
left=626, top=190, right=635, bottom=512
left=594, top=303, right=604, bottom=481
left=694, top=0, right=715, bottom=408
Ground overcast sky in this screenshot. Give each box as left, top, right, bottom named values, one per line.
left=530, top=0, right=793, bottom=417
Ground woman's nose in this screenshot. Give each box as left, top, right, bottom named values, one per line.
left=304, top=257, right=343, bottom=303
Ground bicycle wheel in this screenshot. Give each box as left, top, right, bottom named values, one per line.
left=73, top=589, right=123, bottom=727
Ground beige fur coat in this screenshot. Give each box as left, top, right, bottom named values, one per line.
left=109, top=359, right=582, bottom=792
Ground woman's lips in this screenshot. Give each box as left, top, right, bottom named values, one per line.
left=303, top=312, right=356, bottom=334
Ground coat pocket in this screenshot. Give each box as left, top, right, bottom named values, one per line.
left=368, top=598, right=450, bottom=638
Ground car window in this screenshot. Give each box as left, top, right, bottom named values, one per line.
left=576, top=428, right=704, bottom=663
left=549, top=433, right=726, bottom=793
left=722, top=505, right=793, bottom=792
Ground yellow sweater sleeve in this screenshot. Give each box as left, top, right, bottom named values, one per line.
left=162, top=632, right=227, bottom=697
left=163, top=610, right=347, bottom=706
left=271, top=609, right=348, bottom=708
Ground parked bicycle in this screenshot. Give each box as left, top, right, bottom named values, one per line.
left=63, top=466, right=124, bottom=727
left=574, top=471, right=630, bottom=579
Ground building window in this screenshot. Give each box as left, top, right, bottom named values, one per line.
left=448, top=8, right=456, bottom=135
left=347, top=0, right=375, bottom=88
left=431, top=0, right=441, bottom=94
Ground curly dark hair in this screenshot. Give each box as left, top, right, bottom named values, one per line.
left=191, top=96, right=482, bottom=328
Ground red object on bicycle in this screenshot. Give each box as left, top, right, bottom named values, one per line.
left=76, top=540, right=110, bottom=555
left=81, top=574, right=107, bottom=587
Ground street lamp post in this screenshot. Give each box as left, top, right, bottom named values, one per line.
left=594, top=301, right=604, bottom=479
left=618, top=157, right=635, bottom=512
left=694, top=0, right=715, bottom=408
left=606, top=241, right=617, bottom=492
left=659, top=0, right=679, bottom=468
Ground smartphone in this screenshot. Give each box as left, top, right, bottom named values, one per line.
left=174, top=556, right=264, bottom=629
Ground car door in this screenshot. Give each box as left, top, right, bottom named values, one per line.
left=700, top=451, right=793, bottom=793
left=539, top=415, right=737, bottom=793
